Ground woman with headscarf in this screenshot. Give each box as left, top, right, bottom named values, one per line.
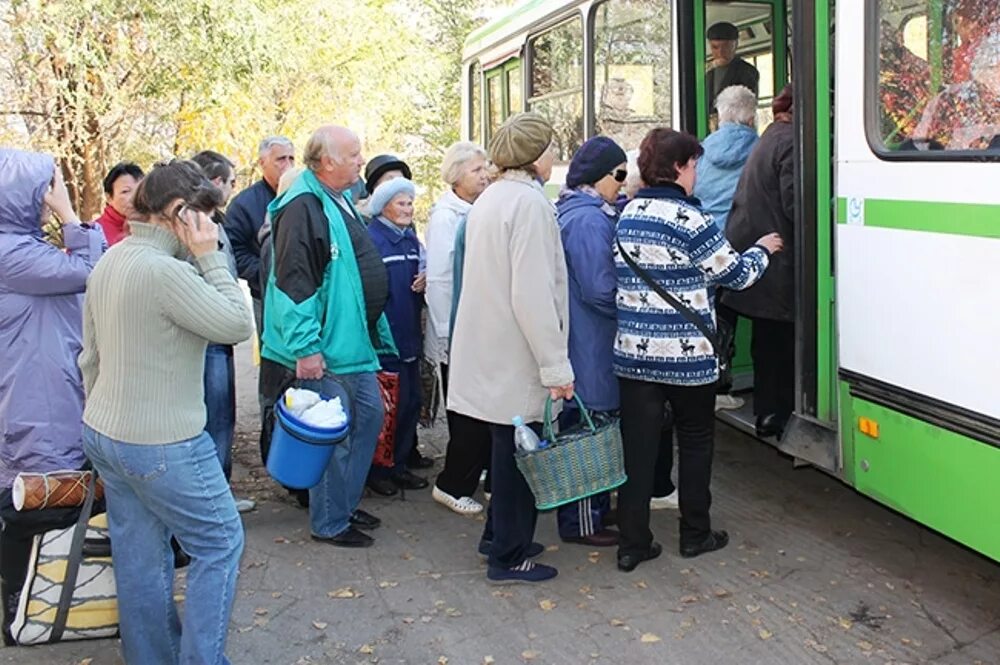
left=723, top=84, right=797, bottom=438
left=554, top=136, right=627, bottom=547
left=0, top=150, right=105, bottom=642
left=365, top=178, right=429, bottom=496
left=449, top=112, right=573, bottom=585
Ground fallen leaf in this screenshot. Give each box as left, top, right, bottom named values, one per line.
left=328, top=587, right=361, bottom=599
left=610, top=619, right=627, bottom=627
left=758, top=629, right=773, bottom=640
left=403, top=617, right=415, bottom=624
left=312, top=621, right=328, bottom=630
left=401, top=552, right=414, bottom=560
left=588, top=551, right=601, bottom=563
left=437, top=657, right=448, bottom=665
left=492, top=590, right=513, bottom=598
left=805, top=639, right=828, bottom=653
left=271, top=592, right=282, bottom=599
left=746, top=604, right=761, bottom=614
left=483, top=657, right=495, bottom=664
left=545, top=544, right=559, bottom=552
left=539, top=599, right=557, bottom=611
left=236, top=625, right=253, bottom=633
left=640, top=632, right=662, bottom=643
left=274, top=536, right=289, bottom=543
left=713, top=588, right=731, bottom=598
left=857, top=640, right=873, bottom=652
left=838, top=617, right=853, bottom=630
left=79, top=660, right=93, bottom=665
left=378, top=580, right=399, bottom=589
left=445, top=607, right=463, bottom=617
left=578, top=585, right=592, bottom=595
left=521, top=650, right=538, bottom=660
left=359, top=644, right=375, bottom=654
left=681, top=594, right=700, bottom=604
left=634, top=580, right=648, bottom=589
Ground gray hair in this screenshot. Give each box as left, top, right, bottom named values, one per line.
left=304, top=126, right=356, bottom=171
left=441, top=141, right=487, bottom=186
left=257, top=136, right=294, bottom=159
left=716, top=85, right=758, bottom=126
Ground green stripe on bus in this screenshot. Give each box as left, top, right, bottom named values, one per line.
left=836, top=198, right=1000, bottom=238
left=465, top=0, right=553, bottom=49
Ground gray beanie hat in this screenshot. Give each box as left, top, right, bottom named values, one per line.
left=368, top=177, right=416, bottom=217
left=489, top=112, right=554, bottom=169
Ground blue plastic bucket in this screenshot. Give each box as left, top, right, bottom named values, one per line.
left=266, top=396, right=350, bottom=489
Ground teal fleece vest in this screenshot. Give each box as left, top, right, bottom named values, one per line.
left=261, top=169, right=396, bottom=374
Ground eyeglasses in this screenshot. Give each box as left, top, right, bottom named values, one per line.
left=610, top=169, right=628, bottom=183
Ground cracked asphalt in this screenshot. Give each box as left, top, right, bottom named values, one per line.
left=8, top=339, right=999, bottom=664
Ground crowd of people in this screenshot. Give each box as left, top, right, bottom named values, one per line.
left=0, top=72, right=798, bottom=659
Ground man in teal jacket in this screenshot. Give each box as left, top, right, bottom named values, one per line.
left=260, top=125, right=395, bottom=548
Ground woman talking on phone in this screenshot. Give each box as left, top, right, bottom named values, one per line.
left=78, top=160, right=254, bottom=665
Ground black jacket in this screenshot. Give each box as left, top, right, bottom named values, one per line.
left=707, top=57, right=760, bottom=110
left=721, top=120, right=795, bottom=322
left=224, top=179, right=276, bottom=299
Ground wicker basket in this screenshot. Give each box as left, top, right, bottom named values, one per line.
left=515, top=396, right=627, bottom=510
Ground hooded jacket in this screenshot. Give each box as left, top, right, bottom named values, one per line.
left=424, top=189, right=472, bottom=365
left=556, top=189, right=619, bottom=412
left=0, top=149, right=105, bottom=488
left=693, top=122, right=759, bottom=232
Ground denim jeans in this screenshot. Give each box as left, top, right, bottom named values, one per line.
left=299, top=372, right=383, bottom=538
left=204, top=344, right=236, bottom=479
left=82, top=426, right=244, bottom=665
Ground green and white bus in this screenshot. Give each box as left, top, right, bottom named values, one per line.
left=461, top=0, right=1000, bottom=561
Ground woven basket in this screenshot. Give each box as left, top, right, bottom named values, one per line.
left=515, top=396, right=627, bottom=510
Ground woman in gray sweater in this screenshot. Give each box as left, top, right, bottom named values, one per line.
left=79, top=160, right=254, bottom=665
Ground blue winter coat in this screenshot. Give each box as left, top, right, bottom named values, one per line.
left=0, top=149, right=105, bottom=488
left=693, top=122, right=759, bottom=231
left=556, top=190, right=619, bottom=412
left=368, top=217, right=423, bottom=363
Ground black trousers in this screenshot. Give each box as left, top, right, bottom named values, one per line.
left=749, top=318, right=796, bottom=419
left=481, top=422, right=539, bottom=569
left=434, top=364, right=492, bottom=497
left=653, top=410, right=676, bottom=498
left=617, top=378, right=717, bottom=556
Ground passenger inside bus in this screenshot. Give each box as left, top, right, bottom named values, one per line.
left=706, top=22, right=760, bottom=113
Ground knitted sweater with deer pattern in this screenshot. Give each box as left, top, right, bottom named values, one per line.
left=613, top=183, right=770, bottom=386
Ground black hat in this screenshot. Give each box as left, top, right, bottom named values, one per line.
left=364, top=154, right=412, bottom=195
left=707, top=22, right=739, bottom=41
left=566, top=137, right=627, bottom=188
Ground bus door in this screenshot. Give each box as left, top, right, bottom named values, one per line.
left=679, top=0, right=839, bottom=472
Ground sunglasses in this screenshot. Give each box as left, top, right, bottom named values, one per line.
left=610, top=169, right=628, bottom=183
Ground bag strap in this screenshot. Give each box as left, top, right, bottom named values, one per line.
left=543, top=394, right=597, bottom=443
left=49, top=471, right=97, bottom=643
left=616, top=239, right=718, bottom=355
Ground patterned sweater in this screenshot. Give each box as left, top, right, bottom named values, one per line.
left=614, top=184, right=770, bottom=386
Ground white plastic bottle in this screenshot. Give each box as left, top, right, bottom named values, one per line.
left=512, top=416, right=541, bottom=453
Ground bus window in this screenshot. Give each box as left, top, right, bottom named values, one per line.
left=874, top=0, right=1000, bottom=153
left=470, top=62, right=482, bottom=145
left=705, top=2, right=774, bottom=130
left=528, top=18, right=584, bottom=162
left=592, top=0, right=672, bottom=151
left=507, top=65, right=523, bottom=115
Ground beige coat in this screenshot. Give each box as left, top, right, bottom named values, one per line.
left=448, top=170, right=574, bottom=425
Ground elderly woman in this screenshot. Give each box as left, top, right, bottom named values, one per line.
left=365, top=178, right=429, bottom=495
left=0, top=150, right=105, bottom=642
left=723, top=85, right=797, bottom=438
left=426, top=141, right=494, bottom=515
left=614, top=128, right=782, bottom=572
left=449, top=112, right=573, bottom=584
left=554, top=136, right=627, bottom=547
left=79, top=160, right=254, bottom=663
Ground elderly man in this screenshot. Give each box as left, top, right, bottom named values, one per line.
left=706, top=22, right=759, bottom=112
left=259, top=126, right=393, bottom=548
left=225, top=136, right=295, bottom=332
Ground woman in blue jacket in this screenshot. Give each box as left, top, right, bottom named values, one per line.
left=555, top=137, right=628, bottom=547
left=366, top=178, right=429, bottom=495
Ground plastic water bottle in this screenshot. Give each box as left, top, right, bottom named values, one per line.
left=512, top=416, right=541, bottom=453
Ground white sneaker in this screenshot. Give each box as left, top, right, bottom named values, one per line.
left=715, top=394, right=745, bottom=411
left=432, top=485, right=484, bottom=515
left=234, top=498, right=256, bottom=513
left=650, top=490, right=679, bottom=510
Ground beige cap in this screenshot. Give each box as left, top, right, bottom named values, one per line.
left=488, top=112, right=554, bottom=168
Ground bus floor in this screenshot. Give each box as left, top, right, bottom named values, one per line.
left=17, top=340, right=999, bottom=665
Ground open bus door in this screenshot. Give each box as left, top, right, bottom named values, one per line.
left=678, top=0, right=839, bottom=472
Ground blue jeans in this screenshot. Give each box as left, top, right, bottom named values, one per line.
left=204, top=344, right=236, bottom=479
left=300, top=372, right=383, bottom=538
left=370, top=359, right=420, bottom=479
left=82, top=426, right=244, bottom=665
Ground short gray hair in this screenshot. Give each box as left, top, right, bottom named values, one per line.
left=441, top=141, right=487, bottom=185
left=716, top=85, right=758, bottom=126
left=258, top=136, right=294, bottom=158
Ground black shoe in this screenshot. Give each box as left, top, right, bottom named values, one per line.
left=755, top=413, right=788, bottom=438
left=367, top=477, right=399, bottom=496
left=312, top=527, right=374, bottom=548
left=680, top=530, right=729, bottom=558
left=562, top=528, right=619, bottom=547
left=392, top=470, right=430, bottom=490
left=617, top=542, right=662, bottom=572
left=408, top=449, right=435, bottom=469
left=350, top=509, right=381, bottom=530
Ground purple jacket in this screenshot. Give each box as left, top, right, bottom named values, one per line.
left=0, top=149, right=105, bottom=488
